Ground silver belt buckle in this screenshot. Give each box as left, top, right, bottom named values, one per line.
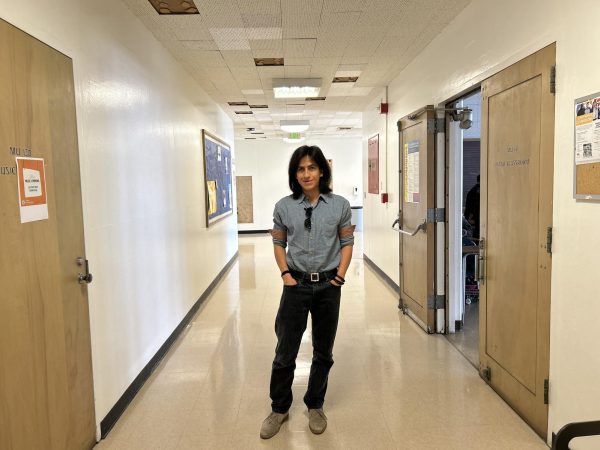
left=310, top=272, right=319, bottom=282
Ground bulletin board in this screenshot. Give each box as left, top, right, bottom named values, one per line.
left=368, top=134, right=379, bottom=194
left=202, top=130, right=233, bottom=226
left=574, top=91, right=600, bottom=200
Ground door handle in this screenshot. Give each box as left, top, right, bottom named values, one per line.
left=76, top=257, right=93, bottom=284
left=391, top=219, right=427, bottom=236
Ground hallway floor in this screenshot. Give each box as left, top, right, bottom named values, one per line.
left=95, top=235, right=547, bottom=450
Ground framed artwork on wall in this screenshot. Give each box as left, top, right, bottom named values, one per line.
left=368, top=134, right=379, bottom=194
left=202, top=130, right=233, bottom=226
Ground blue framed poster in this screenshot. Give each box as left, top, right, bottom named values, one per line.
left=202, top=130, right=233, bottom=226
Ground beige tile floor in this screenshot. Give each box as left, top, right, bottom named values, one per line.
left=94, top=234, right=547, bottom=450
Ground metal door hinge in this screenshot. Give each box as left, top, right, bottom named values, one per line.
left=550, top=65, right=556, bottom=94
left=427, top=294, right=445, bottom=310
left=427, top=118, right=445, bottom=135
left=427, top=208, right=445, bottom=223
left=546, top=227, right=553, bottom=254
left=481, top=366, right=491, bottom=382
left=544, top=379, right=549, bottom=404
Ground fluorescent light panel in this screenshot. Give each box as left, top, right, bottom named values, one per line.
left=273, top=78, right=321, bottom=99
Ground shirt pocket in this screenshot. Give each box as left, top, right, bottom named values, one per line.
left=322, top=217, right=339, bottom=239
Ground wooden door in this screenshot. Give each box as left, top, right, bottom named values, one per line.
left=0, top=19, right=96, bottom=450
left=479, top=44, right=555, bottom=438
left=397, top=107, right=436, bottom=332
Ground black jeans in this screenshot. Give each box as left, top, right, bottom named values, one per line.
left=269, top=279, right=341, bottom=413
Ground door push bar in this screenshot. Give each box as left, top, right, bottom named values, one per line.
left=391, top=217, right=427, bottom=236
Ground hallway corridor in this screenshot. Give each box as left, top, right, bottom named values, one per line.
left=95, top=235, right=546, bottom=450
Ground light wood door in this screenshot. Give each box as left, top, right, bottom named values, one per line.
left=398, top=107, right=436, bottom=332
left=0, top=19, right=96, bottom=450
left=479, top=43, right=555, bottom=438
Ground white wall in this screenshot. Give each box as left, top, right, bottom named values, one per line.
left=361, top=0, right=600, bottom=445
left=0, top=0, right=237, bottom=435
left=235, top=138, right=363, bottom=231
left=362, top=91, right=399, bottom=283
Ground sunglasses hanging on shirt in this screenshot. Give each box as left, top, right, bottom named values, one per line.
left=304, top=207, right=313, bottom=230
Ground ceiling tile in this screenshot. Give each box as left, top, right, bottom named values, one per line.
left=180, top=40, right=218, bottom=51
left=283, top=39, right=316, bottom=57
left=221, top=50, right=256, bottom=66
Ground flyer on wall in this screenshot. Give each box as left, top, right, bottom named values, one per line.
left=575, top=95, right=600, bottom=165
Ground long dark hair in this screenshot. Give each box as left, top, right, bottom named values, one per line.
left=288, top=145, right=332, bottom=199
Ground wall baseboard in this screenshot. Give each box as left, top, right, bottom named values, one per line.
left=363, top=254, right=400, bottom=294
left=99, top=251, right=239, bottom=439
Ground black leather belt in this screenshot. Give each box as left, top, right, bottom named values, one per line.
left=289, top=269, right=337, bottom=283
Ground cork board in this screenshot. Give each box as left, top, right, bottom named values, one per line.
left=236, top=176, right=253, bottom=223
left=574, top=91, right=600, bottom=200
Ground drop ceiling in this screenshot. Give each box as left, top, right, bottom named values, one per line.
left=122, top=0, right=471, bottom=140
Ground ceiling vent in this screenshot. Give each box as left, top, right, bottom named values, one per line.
left=147, top=0, right=199, bottom=14
left=332, top=76, right=358, bottom=83
left=249, top=104, right=268, bottom=109
left=306, top=97, right=326, bottom=101
left=235, top=111, right=253, bottom=115
left=228, top=101, right=249, bottom=106
left=254, top=58, right=284, bottom=67
left=337, top=127, right=353, bottom=131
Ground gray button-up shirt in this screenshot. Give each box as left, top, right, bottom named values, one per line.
left=272, top=192, right=354, bottom=273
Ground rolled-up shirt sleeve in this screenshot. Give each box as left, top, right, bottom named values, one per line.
left=271, top=203, right=287, bottom=248
left=338, top=201, right=355, bottom=247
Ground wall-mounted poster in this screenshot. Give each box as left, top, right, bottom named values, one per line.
left=574, top=91, right=600, bottom=199
left=202, top=130, right=233, bottom=226
left=404, top=140, right=420, bottom=203
left=368, top=134, right=379, bottom=194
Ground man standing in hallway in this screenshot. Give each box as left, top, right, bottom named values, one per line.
left=260, top=145, right=354, bottom=439
left=464, top=174, right=480, bottom=239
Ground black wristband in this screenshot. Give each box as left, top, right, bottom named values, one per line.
left=281, top=270, right=291, bottom=277
left=335, top=274, right=345, bottom=282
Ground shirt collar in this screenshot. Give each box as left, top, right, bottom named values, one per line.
left=298, top=192, right=331, bottom=205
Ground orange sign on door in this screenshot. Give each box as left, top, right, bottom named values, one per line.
left=16, top=157, right=48, bottom=223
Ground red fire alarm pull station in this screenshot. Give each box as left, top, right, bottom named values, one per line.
left=380, top=103, right=389, bottom=114
left=381, top=193, right=388, bottom=203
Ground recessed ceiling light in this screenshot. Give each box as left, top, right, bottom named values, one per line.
left=147, top=0, right=199, bottom=14
left=273, top=78, right=321, bottom=99
left=280, top=120, right=310, bottom=133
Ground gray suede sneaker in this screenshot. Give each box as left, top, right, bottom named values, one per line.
left=308, top=408, right=327, bottom=434
left=260, top=411, right=289, bottom=439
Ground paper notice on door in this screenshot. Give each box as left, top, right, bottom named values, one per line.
left=404, top=140, right=420, bottom=203
left=16, top=157, right=48, bottom=223
left=575, top=96, right=600, bottom=165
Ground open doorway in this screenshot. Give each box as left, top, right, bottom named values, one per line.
left=446, top=89, right=481, bottom=367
